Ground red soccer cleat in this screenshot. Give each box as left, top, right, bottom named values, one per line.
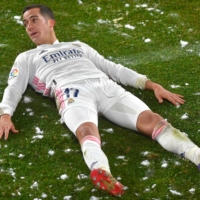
left=90, top=168, right=125, bottom=196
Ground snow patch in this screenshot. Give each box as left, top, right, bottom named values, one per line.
left=64, top=196, right=72, bottom=200
left=124, top=24, right=135, bottom=30
left=161, top=160, right=168, bottom=168
left=0, top=43, right=7, bottom=47
left=41, top=193, right=48, bottom=198
left=189, top=188, right=195, bottom=194
left=78, top=0, right=83, bottom=5
left=48, top=150, right=55, bottom=156
left=35, top=127, right=44, bottom=134
left=97, top=19, right=110, bottom=24
left=30, top=181, right=38, bottom=189
left=169, top=189, right=182, bottom=196
left=77, top=174, right=88, bottom=179
left=60, top=174, right=69, bottom=180
left=117, top=155, right=125, bottom=160
left=141, top=151, right=150, bottom=156
left=181, top=113, right=188, bottom=120
left=64, top=149, right=72, bottom=153
left=63, top=196, right=72, bottom=200
left=23, top=96, right=32, bottom=103
left=103, top=128, right=113, bottom=133
left=194, top=92, right=200, bottom=95
left=18, top=154, right=25, bottom=158
left=90, top=196, right=100, bottom=200
left=170, top=84, right=181, bottom=88
left=144, top=38, right=151, bottom=43
left=97, top=7, right=101, bottom=11
left=14, top=15, right=23, bottom=25
left=180, top=40, right=188, bottom=48
left=141, top=160, right=150, bottom=166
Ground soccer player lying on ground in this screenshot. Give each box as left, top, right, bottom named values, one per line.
left=0, top=4, right=199, bottom=196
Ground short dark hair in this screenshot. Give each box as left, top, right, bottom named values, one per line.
left=22, top=4, right=55, bottom=20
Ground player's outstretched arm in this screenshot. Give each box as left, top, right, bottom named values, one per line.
left=0, top=114, right=18, bottom=140
left=145, top=80, right=185, bottom=106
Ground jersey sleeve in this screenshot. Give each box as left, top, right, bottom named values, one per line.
left=0, top=53, right=29, bottom=116
left=80, top=42, right=149, bottom=89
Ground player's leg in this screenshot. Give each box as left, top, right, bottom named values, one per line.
left=103, top=91, right=200, bottom=169
left=63, top=107, right=109, bottom=172
left=63, top=107, right=124, bottom=196
left=137, top=110, right=200, bottom=168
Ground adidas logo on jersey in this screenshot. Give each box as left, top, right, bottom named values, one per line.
left=39, top=50, right=48, bottom=55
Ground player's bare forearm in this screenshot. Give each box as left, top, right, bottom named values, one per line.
left=0, top=114, right=18, bottom=140
left=144, top=80, right=185, bottom=106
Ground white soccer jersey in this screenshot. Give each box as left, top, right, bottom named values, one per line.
left=0, top=40, right=148, bottom=116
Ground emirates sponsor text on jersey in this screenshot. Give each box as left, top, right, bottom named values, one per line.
left=42, top=49, right=84, bottom=63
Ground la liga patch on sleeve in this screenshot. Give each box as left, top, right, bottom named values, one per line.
left=9, top=68, right=19, bottom=80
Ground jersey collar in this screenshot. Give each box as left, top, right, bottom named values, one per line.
left=37, top=39, right=60, bottom=49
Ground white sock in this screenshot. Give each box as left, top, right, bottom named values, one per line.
left=153, top=121, right=200, bottom=167
left=81, top=135, right=110, bottom=173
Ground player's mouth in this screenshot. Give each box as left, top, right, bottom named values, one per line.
left=30, top=32, right=38, bottom=37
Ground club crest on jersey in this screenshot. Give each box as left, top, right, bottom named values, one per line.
left=9, top=68, right=19, bottom=80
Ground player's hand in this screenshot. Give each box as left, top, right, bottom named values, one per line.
left=0, top=114, right=18, bottom=140
left=145, top=80, right=185, bottom=106
left=153, top=84, right=185, bottom=106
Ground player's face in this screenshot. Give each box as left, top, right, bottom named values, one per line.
left=23, top=8, right=55, bottom=45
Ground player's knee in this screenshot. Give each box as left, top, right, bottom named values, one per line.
left=137, top=110, right=163, bottom=135
left=139, top=110, right=161, bottom=123
left=76, top=122, right=100, bottom=142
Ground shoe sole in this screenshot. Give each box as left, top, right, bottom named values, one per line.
left=90, top=168, right=125, bottom=196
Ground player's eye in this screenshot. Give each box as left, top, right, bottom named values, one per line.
left=23, top=22, right=27, bottom=27
left=32, top=18, right=37, bottom=23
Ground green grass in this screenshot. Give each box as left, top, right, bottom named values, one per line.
left=0, top=0, right=200, bottom=199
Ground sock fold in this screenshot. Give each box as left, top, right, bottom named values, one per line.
left=152, top=119, right=168, bottom=140
left=81, top=135, right=110, bottom=172
left=154, top=122, right=200, bottom=166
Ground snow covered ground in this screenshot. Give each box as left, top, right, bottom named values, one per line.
left=0, top=0, right=199, bottom=199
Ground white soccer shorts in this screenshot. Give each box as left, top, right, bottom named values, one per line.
left=58, top=78, right=150, bottom=134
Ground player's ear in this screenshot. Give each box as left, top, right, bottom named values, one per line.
left=49, top=19, right=56, bottom=28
